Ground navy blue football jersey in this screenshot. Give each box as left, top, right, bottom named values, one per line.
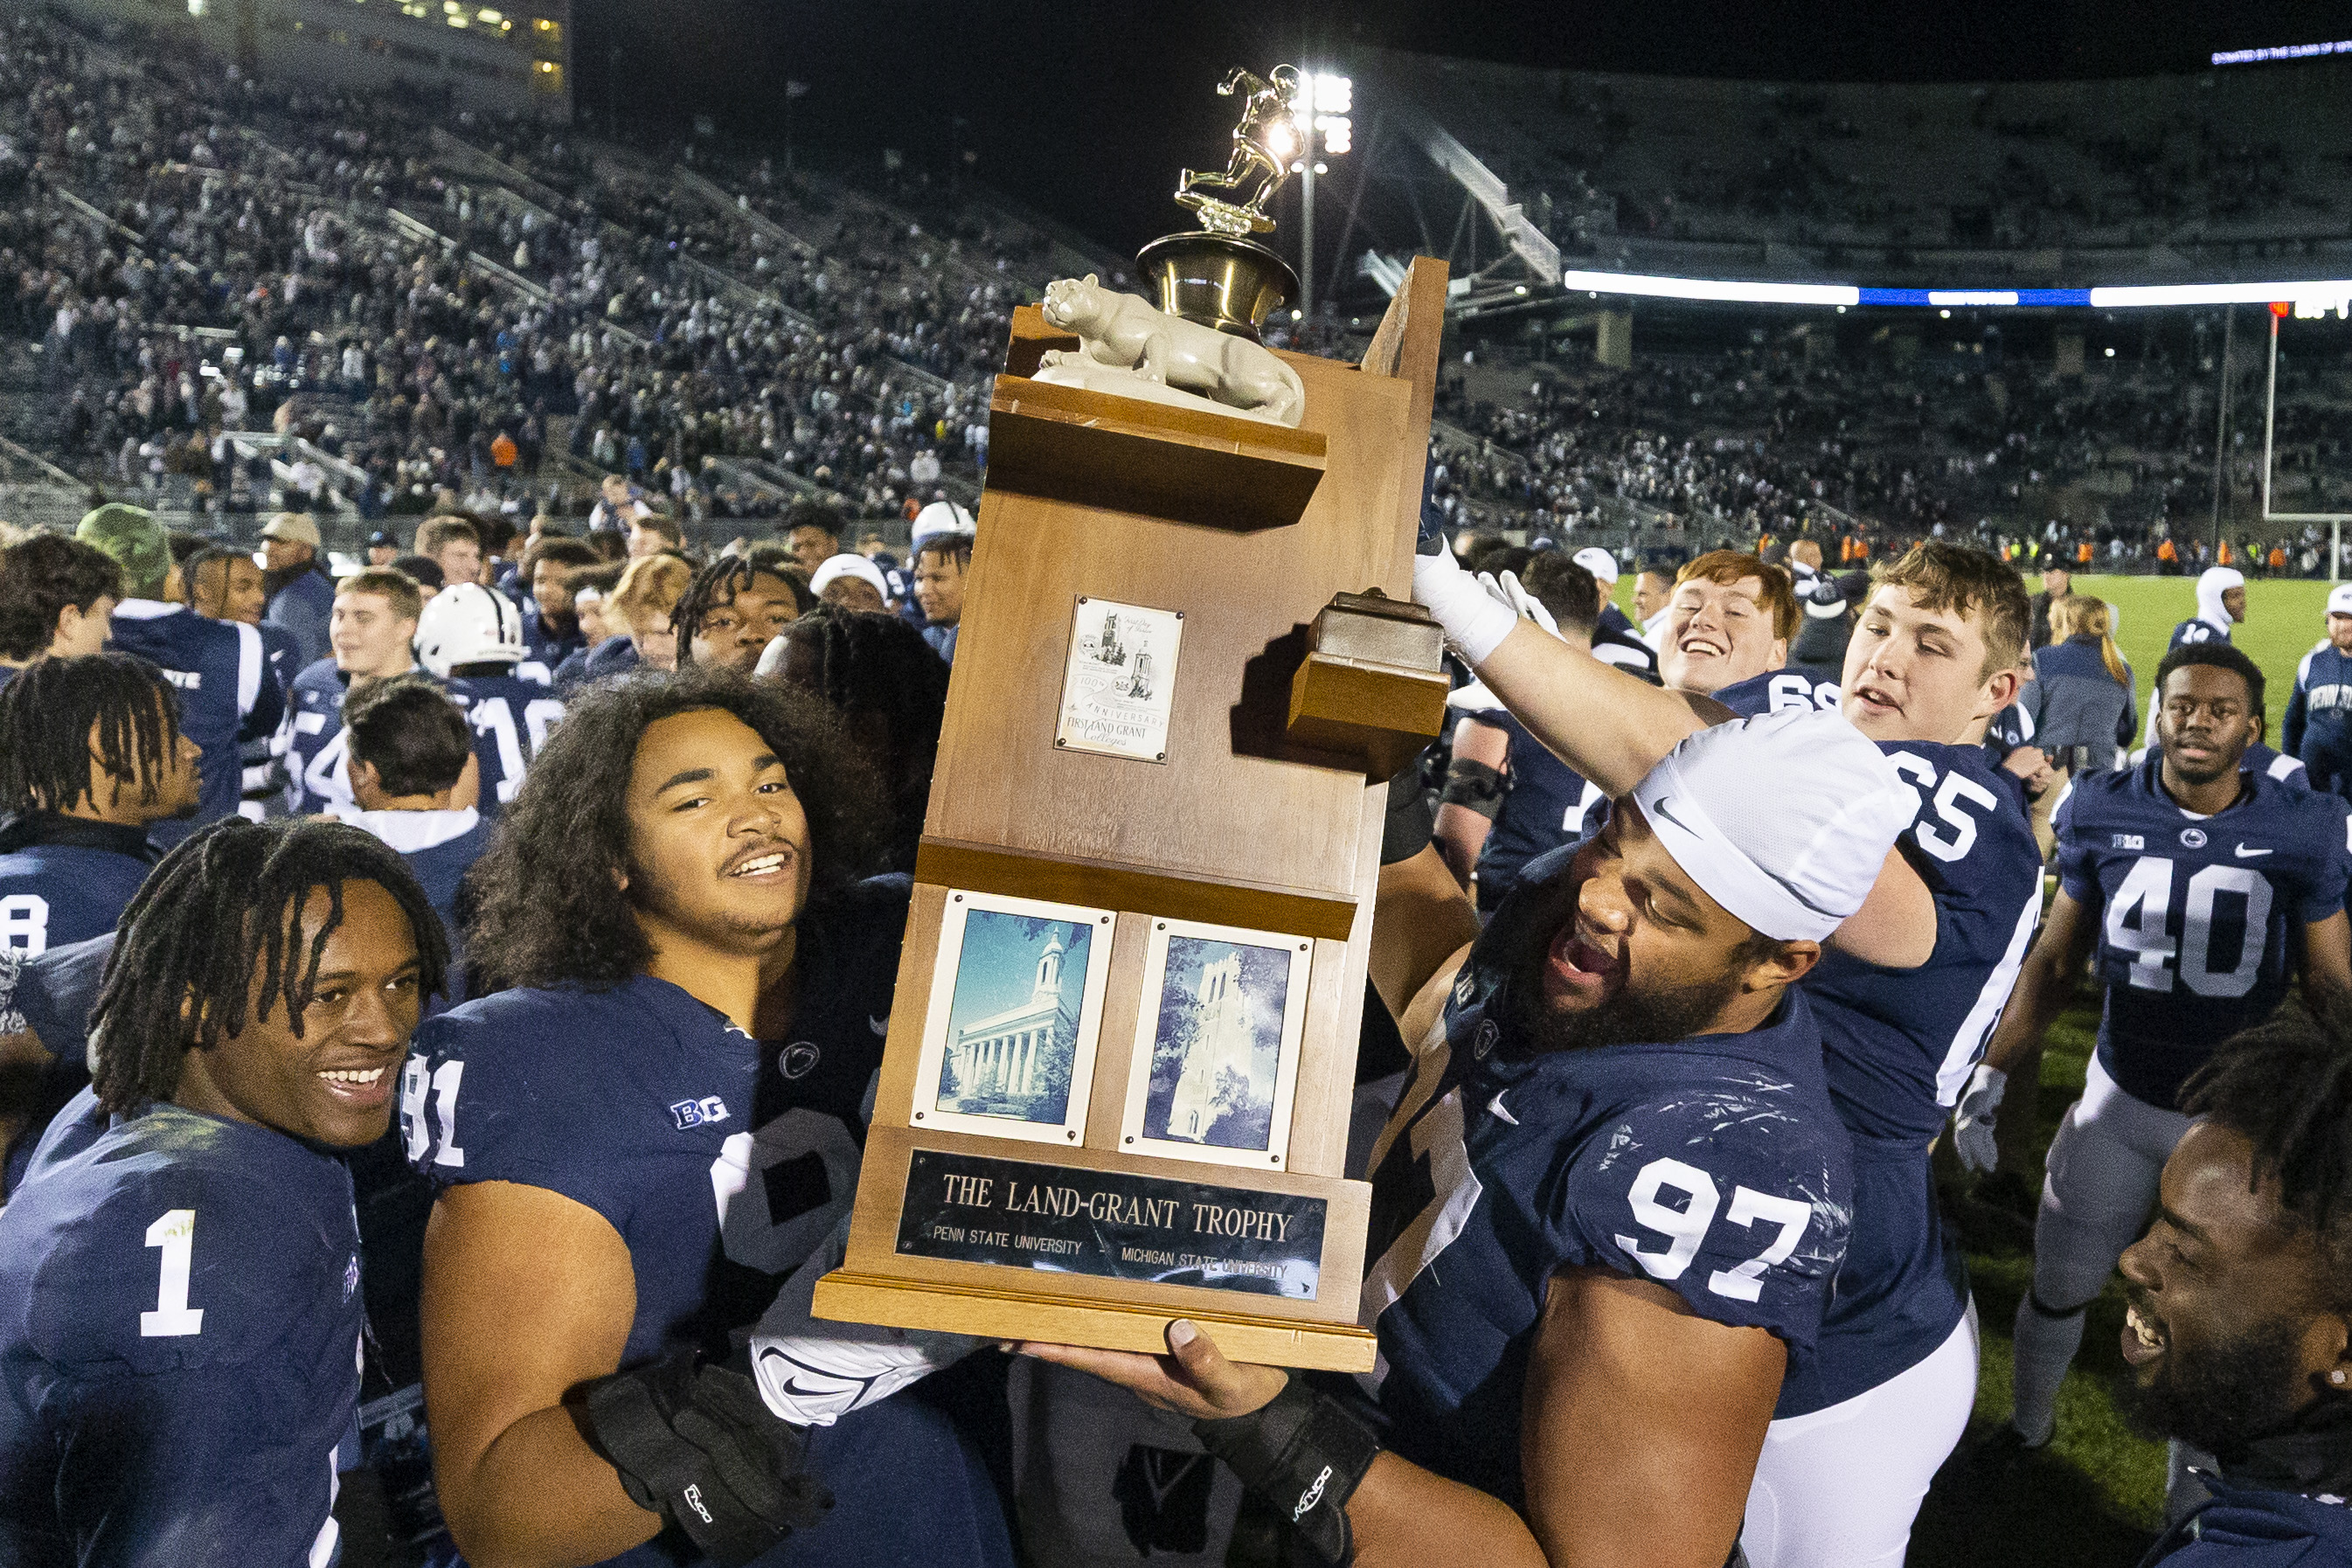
left=1717, top=668, right=2044, bottom=1410
left=106, top=600, right=276, bottom=848
left=0, top=836, right=150, bottom=955
left=445, top=669, right=565, bottom=817
left=1460, top=709, right=1606, bottom=914
left=0, top=1094, right=365, bottom=1568
left=2168, top=616, right=2230, bottom=651
left=2057, top=754, right=2351, bottom=1109
left=1360, top=847, right=1851, bottom=1505
left=2285, top=643, right=2352, bottom=801
left=522, top=607, right=585, bottom=672
left=285, top=657, right=357, bottom=816
left=405, top=877, right=1008, bottom=1567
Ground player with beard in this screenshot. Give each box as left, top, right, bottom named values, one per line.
left=2114, top=1012, right=2352, bottom=1566
left=405, top=668, right=1011, bottom=1568
left=0, top=816, right=445, bottom=1568
left=1413, top=536, right=2043, bottom=1565
left=1025, top=710, right=1916, bottom=1568
left=1974, top=642, right=2352, bottom=1515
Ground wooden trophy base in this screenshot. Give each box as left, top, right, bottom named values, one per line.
left=815, top=1127, right=1379, bottom=1373
left=812, top=1274, right=1378, bottom=1372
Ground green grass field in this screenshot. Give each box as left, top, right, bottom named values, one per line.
left=2076, top=572, right=2335, bottom=745
left=1595, top=571, right=2345, bottom=1561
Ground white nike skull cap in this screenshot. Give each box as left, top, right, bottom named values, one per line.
left=1629, top=707, right=1917, bottom=943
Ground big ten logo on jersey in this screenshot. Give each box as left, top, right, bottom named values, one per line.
left=710, top=1108, right=864, bottom=1276
left=1885, top=752, right=2002, bottom=862
left=670, top=1095, right=731, bottom=1130
left=2105, top=855, right=2271, bottom=997
left=1765, top=676, right=1842, bottom=713
left=465, top=691, right=565, bottom=803
left=0, top=893, right=50, bottom=955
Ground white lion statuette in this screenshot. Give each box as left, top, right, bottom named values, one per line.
left=1031, top=274, right=1306, bottom=427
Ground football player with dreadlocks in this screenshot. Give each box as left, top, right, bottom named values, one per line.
left=0, top=816, right=445, bottom=1568
left=2118, top=1009, right=2352, bottom=1565
left=673, top=555, right=805, bottom=676
left=758, top=609, right=948, bottom=872
left=0, top=655, right=204, bottom=1183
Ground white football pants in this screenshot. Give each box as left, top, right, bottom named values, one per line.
left=2009, top=1053, right=2193, bottom=1444
left=1741, top=1303, right=1980, bottom=1568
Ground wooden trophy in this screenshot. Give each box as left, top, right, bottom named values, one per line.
left=813, top=73, right=1448, bottom=1372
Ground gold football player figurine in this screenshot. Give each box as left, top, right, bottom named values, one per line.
left=1176, top=66, right=1305, bottom=238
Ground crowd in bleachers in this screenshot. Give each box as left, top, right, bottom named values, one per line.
left=1375, top=47, right=2352, bottom=273
left=0, top=8, right=1058, bottom=533
left=1420, top=333, right=2352, bottom=572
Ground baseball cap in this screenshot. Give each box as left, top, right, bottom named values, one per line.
left=1631, top=708, right=1917, bottom=943
left=367, top=530, right=395, bottom=549
left=74, top=503, right=169, bottom=599
left=1800, top=576, right=1849, bottom=621
left=1571, top=545, right=1620, bottom=586
left=2329, top=585, right=2352, bottom=617
left=261, top=513, right=323, bottom=548
left=809, top=553, right=891, bottom=602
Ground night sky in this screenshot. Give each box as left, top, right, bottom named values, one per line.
left=566, top=0, right=2352, bottom=254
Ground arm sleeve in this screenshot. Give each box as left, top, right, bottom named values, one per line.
left=2117, top=662, right=2138, bottom=749
left=1544, top=1096, right=1848, bottom=1349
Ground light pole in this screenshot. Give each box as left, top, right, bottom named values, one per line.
left=1291, top=72, right=1351, bottom=327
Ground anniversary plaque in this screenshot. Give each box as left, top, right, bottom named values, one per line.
left=898, top=1149, right=1326, bottom=1301
left=1055, top=597, right=1183, bottom=764
left=814, top=63, right=1448, bottom=1371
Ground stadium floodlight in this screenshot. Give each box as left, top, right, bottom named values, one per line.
left=1294, top=71, right=1355, bottom=324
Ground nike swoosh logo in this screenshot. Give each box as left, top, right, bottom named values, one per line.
left=1650, top=796, right=1839, bottom=917
left=1487, top=1093, right=1518, bottom=1126
left=2236, top=845, right=2273, bottom=858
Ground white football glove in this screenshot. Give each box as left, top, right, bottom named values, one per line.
left=1482, top=569, right=1562, bottom=640
left=1952, top=1064, right=2007, bottom=1175
left=747, top=1212, right=982, bottom=1427
left=1411, top=541, right=1518, bottom=665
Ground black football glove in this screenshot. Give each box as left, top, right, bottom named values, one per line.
left=580, top=1349, right=834, bottom=1565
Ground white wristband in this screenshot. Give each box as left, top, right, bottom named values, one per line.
left=1412, top=552, right=1520, bottom=666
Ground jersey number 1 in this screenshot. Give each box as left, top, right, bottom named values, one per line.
left=141, top=1209, right=205, bottom=1337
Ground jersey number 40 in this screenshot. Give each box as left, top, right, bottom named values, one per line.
left=2104, top=857, right=2270, bottom=997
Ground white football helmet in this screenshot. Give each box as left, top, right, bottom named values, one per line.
left=414, top=582, right=525, bottom=676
